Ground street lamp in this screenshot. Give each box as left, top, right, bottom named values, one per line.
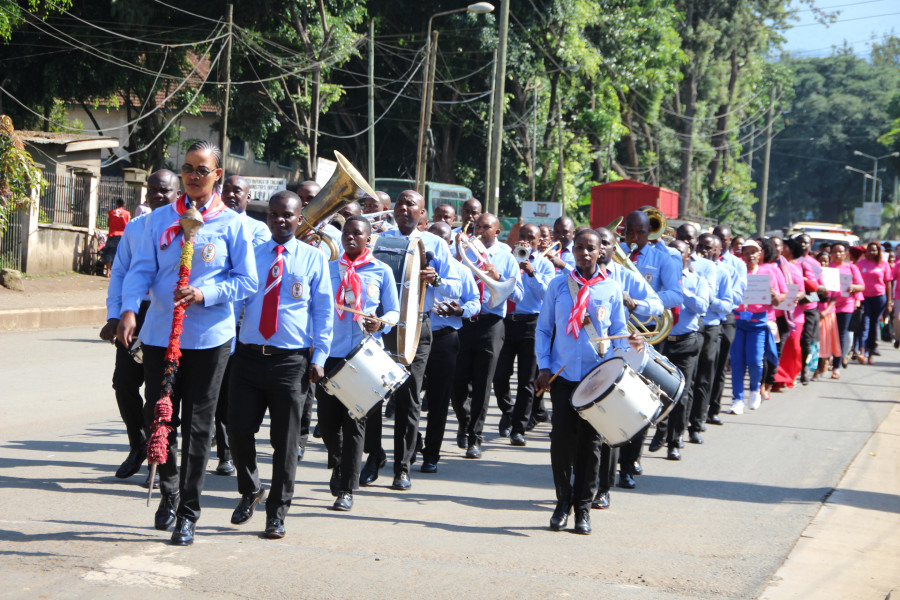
left=852, top=150, right=899, bottom=203
left=845, top=165, right=875, bottom=204
left=414, top=2, right=494, bottom=194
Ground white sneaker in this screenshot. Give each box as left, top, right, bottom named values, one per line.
left=748, top=391, right=762, bottom=410
left=730, top=400, right=745, bottom=415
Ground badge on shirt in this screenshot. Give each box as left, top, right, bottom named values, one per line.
left=367, top=282, right=379, bottom=299
left=201, top=243, right=216, bottom=263
left=291, top=282, right=304, bottom=299
left=644, top=272, right=653, bottom=284
left=596, top=306, right=607, bottom=323
left=271, top=264, right=281, bottom=279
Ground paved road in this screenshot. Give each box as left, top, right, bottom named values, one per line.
left=1, top=326, right=898, bottom=599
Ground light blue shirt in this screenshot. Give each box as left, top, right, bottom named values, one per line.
left=380, top=226, right=461, bottom=311
left=536, top=267, right=629, bottom=382
left=431, top=259, right=480, bottom=331
left=668, top=269, right=710, bottom=335
left=622, top=241, right=684, bottom=309
left=706, top=259, right=735, bottom=326
left=327, top=258, right=400, bottom=358
left=555, top=241, right=576, bottom=273
left=239, top=237, right=333, bottom=365
left=512, top=253, right=554, bottom=315
left=106, top=214, right=149, bottom=320
left=722, top=250, right=748, bottom=306
left=606, top=261, right=664, bottom=321
left=458, top=240, right=524, bottom=317
left=121, top=200, right=258, bottom=350
left=691, top=254, right=717, bottom=318
left=241, top=212, right=272, bottom=247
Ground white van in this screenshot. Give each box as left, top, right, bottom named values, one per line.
left=786, top=222, right=860, bottom=251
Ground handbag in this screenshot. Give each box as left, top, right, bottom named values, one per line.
left=848, top=306, right=863, bottom=333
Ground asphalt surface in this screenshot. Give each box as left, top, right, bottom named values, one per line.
left=1, top=326, right=898, bottom=599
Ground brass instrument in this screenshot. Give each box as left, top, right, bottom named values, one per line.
left=512, top=244, right=532, bottom=262
left=456, top=232, right=518, bottom=309
left=296, top=151, right=379, bottom=260
left=539, top=240, right=561, bottom=260
left=605, top=215, right=674, bottom=346
left=640, top=206, right=673, bottom=243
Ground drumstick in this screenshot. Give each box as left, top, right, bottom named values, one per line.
left=536, top=365, right=566, bottom=398
left=336, top=305, right=397, bottom=327
left=590, top=332, right=654, bottom=343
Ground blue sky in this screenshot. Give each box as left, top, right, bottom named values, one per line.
left=781, top=0, right=900, bottom=58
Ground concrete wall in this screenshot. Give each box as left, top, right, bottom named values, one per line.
left=25, top=225, right=92, bottom=274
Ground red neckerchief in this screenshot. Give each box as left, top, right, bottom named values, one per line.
left=566, top=267, right=606, bottom=338
left=336, top=249, right=375, bottom=321
left=159, top=193, right=226, bottom=250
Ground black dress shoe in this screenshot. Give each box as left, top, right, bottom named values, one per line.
left=465, top=443, right=482, bottom=459
left=591, top=490, right=610, bottom=510
left=688, top=431, right=703, bottom=445
left=667, top=446, right=681, bottom=461
left=420, top=461, right=438, bottom=474
left=384, top=401, right=395, bottom=419
left=329, top=467, right=341, bottom=497
left=115, top=446, right=147, bottom=479
left=525, top=418, right=537, bottom=432
left=391, top=472, right=411, bottom=490
left=633, top=461, right=643, bottom=476
left=154, top=491, right=179, bottom=531
left=231, top=487, right=266, bottom=525
left=573, top=510, right=591, bottom=535
left=706, top=415, right=723, bottom=426
left=170, top=516, right=195, bottom=546
left=332, top=492, right=353, bottom=511
left=456, top=428, right=468, bottom=449
left=648, top=434, right=664, bottom=453
left=215, top=459, right=235, bottom=475
left=313, top=424, right=322, bottom=438
left=359, top=449, right=387, bottom=486
left=498, top=413, right=511, bottom=438
left=550, top=501, right=571, bottom=531
left=142, top=470, right=160, bottom=489
left=510, top=432, right=526, bottom=446
left=535, top=410, right=550, bottom=423
left=264, top=517, right=285, bottom=539
left=617, top=473, right=636, bottom=489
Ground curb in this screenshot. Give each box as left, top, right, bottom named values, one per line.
left=0, top=306, right=106, bottom=332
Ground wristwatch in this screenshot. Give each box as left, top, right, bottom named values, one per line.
left=429, top=274, right=442, bottom=288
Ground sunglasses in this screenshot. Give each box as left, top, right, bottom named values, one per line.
left=181, top=164, right=217, bottom=177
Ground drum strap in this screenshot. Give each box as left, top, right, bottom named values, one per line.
left=567, top=277, right=609, bottom=356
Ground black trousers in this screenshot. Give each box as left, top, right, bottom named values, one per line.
left=689, top=324, right=721, bottom=433
left=655, top=332, right=701, bottom=447
left=316, top=356, right=365, bottom=491
left=422, top=327, right=460, bottom=463
left=299, top=383, right=314, bottom=451
left=708, top=314, right=736, bottom=418
left=800, top=307, right=819, bottom=373
left=597, top=443, right=618, bottom=494
left=493, top=316, right=539, bottom=435
left=112, top=300, right=149, bottom=451
left=214, top=353, right=234, bottom=462
left=451, top=314, right=505, bottom=445
left=367, top=317, right=432, bottom=475
left=618, top=426, right=646, bottom=476
left=143, top=340, right=230, bottom=523
left=228, top=345, right=309, bottom=521
left=550, top=377, right=601, bottom=512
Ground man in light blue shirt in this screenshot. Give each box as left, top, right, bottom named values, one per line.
left=228, top=191, right=333, bottom=540
left=547, top=215, right=576, bottom=272
left=493, top=223, right=554, bottom=447
left=421, top=222, right=480, bottom=473
left=99, top=169, right=178, bottom=485
left=451, top=213, right=523, bottom=459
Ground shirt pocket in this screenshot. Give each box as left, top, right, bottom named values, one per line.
left=193, top=233, right=229, bottom=270
left=641, top=264, right=660, bottom=288
left=284, top=274, right=311, bottom=309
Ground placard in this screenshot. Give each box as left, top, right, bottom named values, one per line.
left=839, top=272, right=852, bottom=297
left=821, top=267, right=841, bottom=292
left=741, top=273, right=772, bottom=305
left=521, top=201, right=563, bottom=226
left=775, top=283, right=800, bottom=311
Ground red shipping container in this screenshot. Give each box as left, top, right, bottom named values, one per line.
left=589, top=179, right=679, bottom=229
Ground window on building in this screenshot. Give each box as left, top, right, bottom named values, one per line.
left=277, top=151, right=293, bottom=170
left=229, top=137, right=246, bottom=158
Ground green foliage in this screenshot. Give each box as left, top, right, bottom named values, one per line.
left=0, top=116, right=45, bottom=235
left=0, top=0, right=70, bottom=42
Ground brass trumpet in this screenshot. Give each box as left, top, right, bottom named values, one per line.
left=539, top=240, right=561, bottom=259
left=512, top=243, right=532, bottom=262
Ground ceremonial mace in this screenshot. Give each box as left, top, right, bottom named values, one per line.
left=147, top=207, right=204, bottom=506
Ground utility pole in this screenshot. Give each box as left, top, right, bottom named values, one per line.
left=557, top=99, right=564, bottom=211
left=758, top=87, right=774, bottom=236
left=368, top=20, right=375, bottom=188
left=219, top=4, right=233, bottom=180
left=486, top=0, right=509, bottom=215
left=485, top=50, right=497, bottom=201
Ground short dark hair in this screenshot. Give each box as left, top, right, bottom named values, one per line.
left=344, top=214, right=372, bottom=235
left=574, top=228, right=600, bottom=244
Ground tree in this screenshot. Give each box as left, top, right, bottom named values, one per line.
left=0, top=115, right=44, bottom=235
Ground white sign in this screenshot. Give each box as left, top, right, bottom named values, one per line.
left=839, top=272, right=852, bottom=297
left=521, top=201, right=563, bottom=226
left=775, top=283, right=801, bottom=312
left=316, top=157, right=337, bottom=187
left=853, top=202, right=882, bottom=229
left=741, top=273, right=772, bottom=305
left=244, top=177, right=287, bottom=202
left=821, top=267, right=841, bottom=292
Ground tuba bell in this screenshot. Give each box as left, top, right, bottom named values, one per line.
left=456, top=232, right=518, bottom=309
left=296, top=151, right=379, bottom=260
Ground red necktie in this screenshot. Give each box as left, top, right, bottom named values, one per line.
left=630, top=249, right=639, bottom=263
left=259, top=244, right=285, bottom=339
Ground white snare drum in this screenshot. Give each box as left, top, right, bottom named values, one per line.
left=571, top=357, right=663, bottom=446
left=322, top=336, right=409, bottom=420
left=614, top=343, right=683, bottom=423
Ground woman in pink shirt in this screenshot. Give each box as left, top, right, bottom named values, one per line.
left=828, top=242, right=864, bottom=377
left=856, top=241, right=893, bottom=364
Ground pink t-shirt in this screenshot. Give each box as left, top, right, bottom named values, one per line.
left=738, top=262, right=787, bottom=320
left=828, top=262, right=863, bottom=313
left=857, top=257, right=893, bottom=297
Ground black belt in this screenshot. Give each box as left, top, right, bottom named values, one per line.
left=239, top=343, right=310, bottom=357
left=506, top=313, right=538, bottom=323
left=666, top=332, right=697, bottom=343
left=432, top=326, right=457, bottom=339
left=463, top=313, right=502, bottom=324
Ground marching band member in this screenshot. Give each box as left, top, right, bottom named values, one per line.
left=547, top=216, right=576, bottom=272
left=432, top=203, right=457, bottom=227
left=453, top=197, right=482, bottom=237
left=213, top=175, right=272, bottom=476
left=99, top=169, right=179, bottom=485
left=420, top=221, right=480, bottom=473
left=318, top=215, right=399, bottom=511
left=648, top=240, right=709, bottom=460
left=616, top=210, right=683, bottom=489
left=227, top=190, right=333, bottom=539
left=117, top=141, right=258, bottom=545
left=535, top=227, right=639, bottom=535
left=492, top=223, right=554, bottom=446
left=360, top=190, right=460, bottom=490
left=451, top=213, right=523, bottom=459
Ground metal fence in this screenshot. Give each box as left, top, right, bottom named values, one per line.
left=0, top=207, right=25, bottom=270
left=38, top=171, right=90, bottom=227
left=96, top=176, right=142, bottom=230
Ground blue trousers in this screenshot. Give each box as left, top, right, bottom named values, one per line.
left=862, top=295, right=887, bottom=353
left=730, top=320, right=767, bottom=401
left=833, top=311, right=853, bottom=369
